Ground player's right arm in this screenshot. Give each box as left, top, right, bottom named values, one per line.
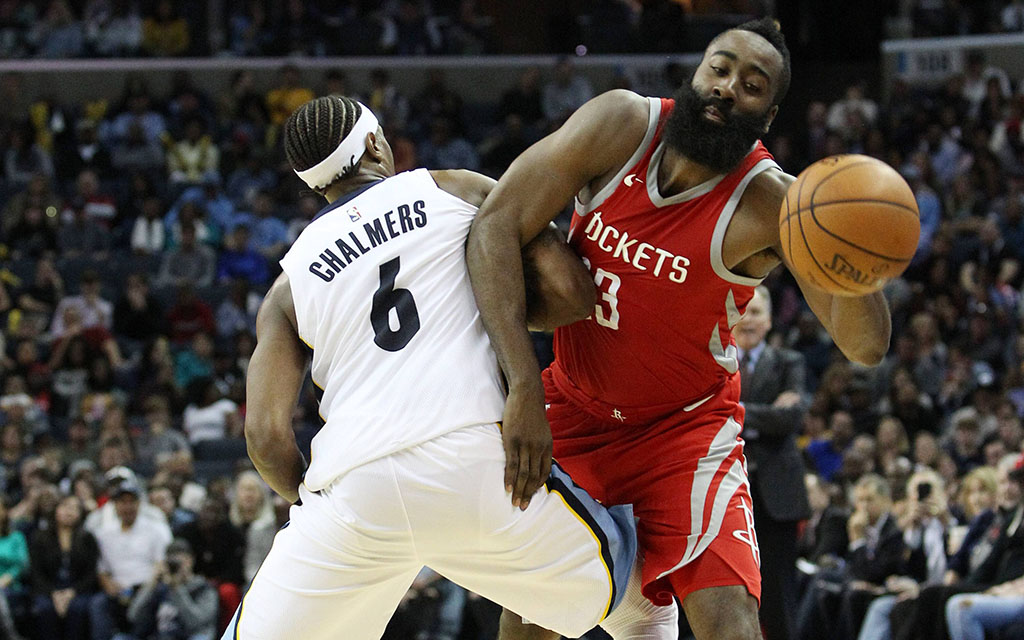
left=466, top=90, right=649, bottom=509
left=245, top=273, right=309, bottom=504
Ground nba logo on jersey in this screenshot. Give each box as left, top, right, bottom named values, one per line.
left=346, top=206, right=362, bottom=222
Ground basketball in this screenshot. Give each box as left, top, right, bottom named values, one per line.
left=778, top=154, right=921, bottom=297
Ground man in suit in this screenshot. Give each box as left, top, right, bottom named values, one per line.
left=736, top=285, right=811, bottom=640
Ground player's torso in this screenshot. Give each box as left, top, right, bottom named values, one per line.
left=556, top=97, right=778, bottom=409
left=280, top=169, right=504, bottom=490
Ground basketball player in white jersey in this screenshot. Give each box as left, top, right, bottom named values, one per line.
left=220, top=96, right=639, bottom=640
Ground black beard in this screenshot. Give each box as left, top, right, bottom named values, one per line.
left=662, top=83, right=770, bottom=174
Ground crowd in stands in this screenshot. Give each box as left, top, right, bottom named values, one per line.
left=1, top=0, right=1023, bottom=61
left=0, top=8, right=1021, bottom=639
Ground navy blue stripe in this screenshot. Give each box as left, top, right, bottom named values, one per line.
left=311, top=179, right=385, bottom=221
left=545, top=467, right=618, bottom=611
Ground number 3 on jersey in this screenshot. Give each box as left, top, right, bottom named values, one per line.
left=580, top=257, right=620, bottom=330
left=371, top=257, right=420, bottom=351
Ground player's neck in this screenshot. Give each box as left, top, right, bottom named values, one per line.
left=658, top=146, right=723, bottom=196
left=323, top=173, right=389, bottom=204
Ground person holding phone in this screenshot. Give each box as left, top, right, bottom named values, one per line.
left=856, top=470, right=951, bottom=640
left=126, top=538, right=218, bottom=640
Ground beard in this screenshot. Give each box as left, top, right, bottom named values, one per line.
left=662, top=83, right=771, bottom=174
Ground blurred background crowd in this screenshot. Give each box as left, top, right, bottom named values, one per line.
left=0, top=1, right=1023, bottom=640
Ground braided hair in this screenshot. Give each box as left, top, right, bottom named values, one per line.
left=283, top=95, right=364, bottom=188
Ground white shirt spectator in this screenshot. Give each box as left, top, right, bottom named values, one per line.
left=183, top=398, right=239, bottom=444
left=130, top=215, right=165, bottom=254
left=94, top=509, right=173, bottom=589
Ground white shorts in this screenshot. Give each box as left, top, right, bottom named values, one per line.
left=222, top=423, right=636, bottom=639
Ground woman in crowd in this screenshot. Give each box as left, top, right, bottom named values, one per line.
left=228, top=470, right=275, bottom=583
left=29, top=494, right=99, bottom=640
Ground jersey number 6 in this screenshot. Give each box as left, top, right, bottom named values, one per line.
left=371, top=257, right=421, bottom=352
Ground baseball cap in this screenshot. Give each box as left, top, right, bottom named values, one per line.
left=111, top=477, right=142, bottom=499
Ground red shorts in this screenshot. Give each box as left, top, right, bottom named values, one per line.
left=543, top=365, right=761, bottom=607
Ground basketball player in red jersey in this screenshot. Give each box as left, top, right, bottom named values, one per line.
left=467, top=19, right=891, bottom=640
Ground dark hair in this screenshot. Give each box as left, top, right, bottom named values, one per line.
left=730, top=17, right=791, bottom=105
left=283, top=95, right=364, bottom=188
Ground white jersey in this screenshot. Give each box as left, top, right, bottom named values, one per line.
left=280, top=169, right=505, bottom=491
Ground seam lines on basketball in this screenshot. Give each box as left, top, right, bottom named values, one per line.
left=797, top=173, right=857, bottom=293
left=779, top=198, right=919, bottom=227
left=805, top=201, right=916, bottom=262
left=811, top=158, right=917, bottom=261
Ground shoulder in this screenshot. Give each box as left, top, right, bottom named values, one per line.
left=743, top=167, right=795, bottom=218
left=428, top=169, right=496, bottom=208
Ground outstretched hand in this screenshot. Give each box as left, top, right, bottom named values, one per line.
left=501, top=388, right=552, bottom=511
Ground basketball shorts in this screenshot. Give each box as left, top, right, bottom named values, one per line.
left=543, top=366, right=761, bottom=608
left=222, top=423, right=636, bottom=640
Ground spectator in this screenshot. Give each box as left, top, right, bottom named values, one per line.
left=5, top=124, right=54, bottom=187
left=157, top=224, right=216, bottom=290
left=798, top=473, right=849, bottom=566
left=56, top=201, right=110, bottom=258
left=113, top=272, right=165, bottom=348
left=90, top=476, right=173, bottom=640
left=30, top=494, right=100, bottom=640
left=500, top=67, right=545, bottom=129
left=541, top=57, right=594, bottom=125
left=888, top=456, right=1024, bottom=640
left=418, top=117, right=479, bottom=171
left=228, top=470, right=275, bottom=584
left=827, top=83, right=879, bottom=143
left=86, top=0, right=143, bottom=57
left=241, top=190, right=288, bottom=261
left=180, top=376, right=241, bottom=446
left=227, top=1, right=272, bottom=57
left=105, top=84, right=166, bottom=147
left=130, top=196, right=167, bottom=254
left=55, top=118, right=113, bottom=183
left=165, top=285, right=214, bottom=346
left=110, top=121, right=166, bottom=176
left=5, top=204, right=57, bottom=259
left=807, top=410, right=857, bottom=482
left=63, top=168, right=118, bottom=227
left=140, top=0, right=189, bottom=57
left=216, top=225, right=269, bottom=286
left=366, top=68, right=410, bottom=132
left=857, top=469, right=951, bottom=640
left=0, top=497, right=26, bottom=639
left=125, top=538, right=218, bottom=640
left=165, top=117, right=220, bottom=188
left=28, top=0, right=84, bottom=59
left=736, top=285, right=811, bottom=640
left=215, top=280, right=257, bottom=340
left=165, top=177, right=235, bottom=236
left=50, top=270, right=113, bottom=336
left=1, top=173, right=62, bottom=239
left=265, top=64, right=314, bottom=127
left=176, top=495, right=244, bottom=628
left=479, top=114, right=535, bottom=179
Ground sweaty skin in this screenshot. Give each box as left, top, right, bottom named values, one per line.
left=467, top=27, right=890, bottom=640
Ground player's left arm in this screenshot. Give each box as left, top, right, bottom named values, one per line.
left=245, top=273, right=309, bottom=503
left=756, top=171, right=892, bottom=366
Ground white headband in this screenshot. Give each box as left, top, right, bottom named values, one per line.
left=294, top=102, right=380, bottom=190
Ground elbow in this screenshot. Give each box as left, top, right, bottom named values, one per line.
left=525, top=264, right=596, bottom=331
left=244, top=418, right=285, bottom=466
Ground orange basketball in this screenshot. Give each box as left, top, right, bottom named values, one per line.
left=779, top=154, right=920, bottom=297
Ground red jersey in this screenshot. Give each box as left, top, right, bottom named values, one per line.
left=553, top=97, right=779, bottom=410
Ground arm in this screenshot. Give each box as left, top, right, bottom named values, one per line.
left=465, top=90, right=649, bottom=508
left=741, top=350, right=808, bottom=440
left=245, top=273, right=309, bottom=503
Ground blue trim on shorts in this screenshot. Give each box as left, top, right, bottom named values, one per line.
left=546, top=461, right=637, bottom=614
